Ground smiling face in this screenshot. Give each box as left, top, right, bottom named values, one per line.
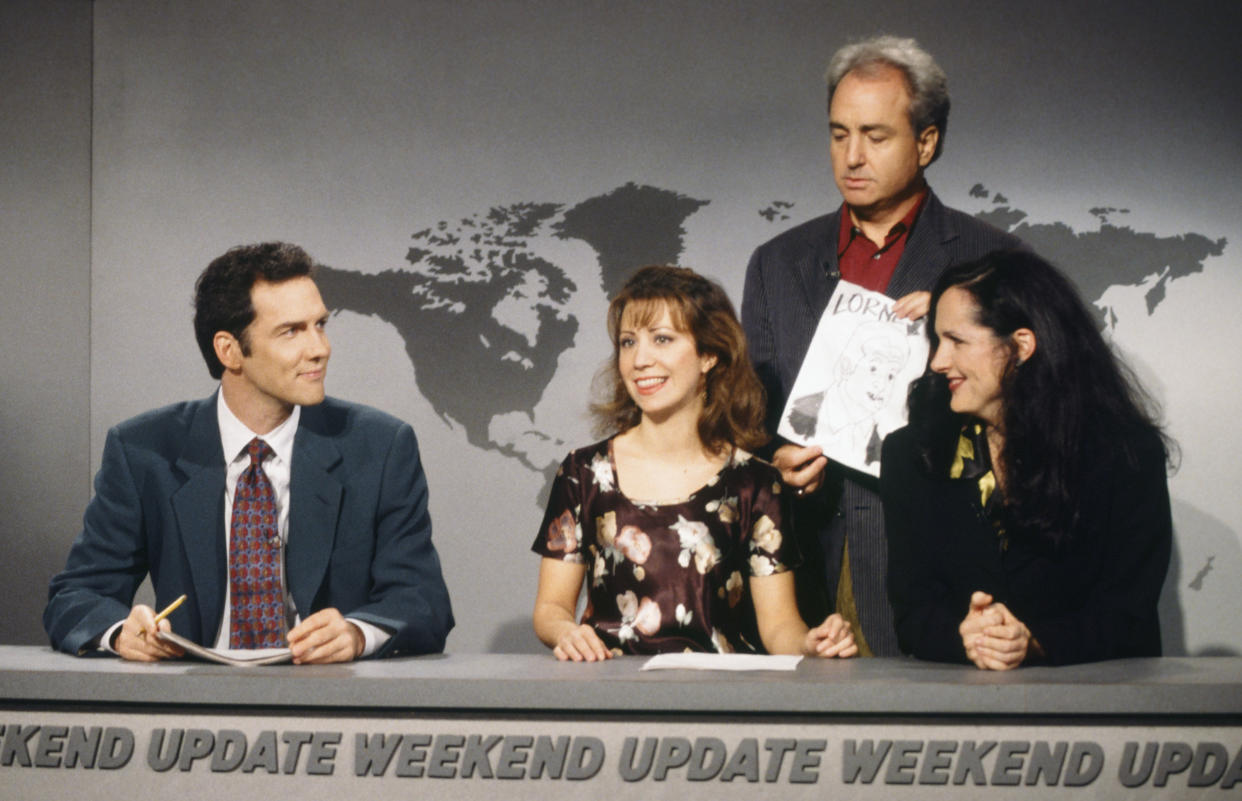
left=929, top=287, right=1012, bottom=426
left=617, top=300, right=716, bottom=424
left=217, top=276, right=331, bottom=432
left=829, top=64, right=938, bottom=223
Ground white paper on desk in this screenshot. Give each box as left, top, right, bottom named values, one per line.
left=641, top=653, right=802, bottom=672
left=778, top=280, right=929, bottom=477
left=157, top=631, right=293, bottom=666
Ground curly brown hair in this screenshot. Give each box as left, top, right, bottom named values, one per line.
left=592, top=265, right=769, bottom=453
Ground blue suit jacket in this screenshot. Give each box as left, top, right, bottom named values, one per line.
left=742, top=190, right=1022, bottom=655
left=44, top=394, right=454, bottom=657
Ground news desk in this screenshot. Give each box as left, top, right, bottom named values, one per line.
left=2, top=646, right=1240, bottom=800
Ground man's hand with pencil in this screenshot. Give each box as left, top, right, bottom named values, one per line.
left=115, top=595, right=186, bottom=662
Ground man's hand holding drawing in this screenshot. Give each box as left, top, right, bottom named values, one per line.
left=891, top=290, right=931, bottom=321
left=772, top=443, right=828, bottom=495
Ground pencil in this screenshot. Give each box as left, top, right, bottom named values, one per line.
left=152, top=594, right=187, bottom=625
left=139, top=594, right=187, bottom=638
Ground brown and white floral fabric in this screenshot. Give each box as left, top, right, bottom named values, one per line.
left=532, top=439, right=797, bottom=654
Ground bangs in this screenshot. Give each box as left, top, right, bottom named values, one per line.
left=617, top=296, right=690, bottom=335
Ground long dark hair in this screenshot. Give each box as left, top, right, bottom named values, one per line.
left=908, top=249, right=1170, bottom=542
left=593, top=265, right=769, bottom=453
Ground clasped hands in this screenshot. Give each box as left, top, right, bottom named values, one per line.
left=959, top=591, right=1039, bottom=670
left=115, top=604, right=364, bottom=664
left=802, top=613, right=859, bottom=658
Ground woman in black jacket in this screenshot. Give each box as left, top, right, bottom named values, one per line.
left=881, top=249, right=1173, bottom=668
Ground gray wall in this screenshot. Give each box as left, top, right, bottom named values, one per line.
left=6, top=0, right=1241, bottom=655
left=0, top=1, right=92, bottom=645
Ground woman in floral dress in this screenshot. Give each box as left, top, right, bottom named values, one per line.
left=531, top=265, right=858, bottom=661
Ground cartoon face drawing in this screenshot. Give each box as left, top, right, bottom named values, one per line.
left=835, top=323, right=909, bottom=414
left=842, top=340, right=907, bottom=412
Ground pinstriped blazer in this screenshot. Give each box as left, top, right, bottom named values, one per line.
left=741, top=189, right=1022, bottom=655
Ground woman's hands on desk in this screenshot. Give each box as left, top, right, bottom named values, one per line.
left=959, top=591, right=1043, bottom=670
left=753, top=571, right=858, bottom=658
left=803, top=613, right=859, bottom=658
left=550, top=622, right=613, bottom=662
left=534, top=557, right=614, bottom=662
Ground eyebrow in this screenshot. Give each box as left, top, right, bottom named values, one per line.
left=272, top=313, right=328, bottom=333
left=618, top=324, right=678, bottom=340
left=829, top=121, right=898, bottom=134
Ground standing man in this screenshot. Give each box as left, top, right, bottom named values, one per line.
left=45, top=242, right=454, bottom=662
left=742, top=36, right=1021, bottom=656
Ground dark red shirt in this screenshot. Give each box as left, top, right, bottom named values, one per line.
left=836, top=191, right=927, bottom=292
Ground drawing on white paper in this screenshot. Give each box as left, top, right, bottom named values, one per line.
left=778, top=281, right=929, bottom=477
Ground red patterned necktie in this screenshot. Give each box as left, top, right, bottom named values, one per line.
left=228, top=438, right=287, bottom=648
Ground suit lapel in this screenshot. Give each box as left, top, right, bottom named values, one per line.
left=794, top=213, right=840, bottom=314
left=287, top=407, right=343, bottom=619
left=887, top=190, right=955, bottom=298
left=170, top=395, right=227, bottom=644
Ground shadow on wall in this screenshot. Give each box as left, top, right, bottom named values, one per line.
left=487, top=616, right=547, bottom=655
left=1160, top=501, right=1242, bottom=656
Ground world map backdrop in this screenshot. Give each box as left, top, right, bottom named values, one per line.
left=316, top=181, right=1224, bottom=500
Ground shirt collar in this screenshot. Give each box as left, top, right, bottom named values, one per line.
left=216, top=389, right=301, bottom=465
left=837, top=189, right=928, bottom=256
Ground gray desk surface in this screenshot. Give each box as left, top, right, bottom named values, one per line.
left=1, top=646, right=1239, bottom=717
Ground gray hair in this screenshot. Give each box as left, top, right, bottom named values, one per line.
left=825, top=35, right=950, bottom=164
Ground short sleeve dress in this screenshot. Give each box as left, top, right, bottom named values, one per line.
left=531, top=438, right=798, bottom=654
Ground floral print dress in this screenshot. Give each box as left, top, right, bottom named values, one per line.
left=532, top=438, right=797, bottom=654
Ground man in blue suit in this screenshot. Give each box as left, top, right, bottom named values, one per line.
left=45, top=242, right=454, bottom=662
left=743, top=36, right=1021, bottom=656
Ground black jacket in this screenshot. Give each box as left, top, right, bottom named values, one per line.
left=880, top=424, right=1171, bottom=665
